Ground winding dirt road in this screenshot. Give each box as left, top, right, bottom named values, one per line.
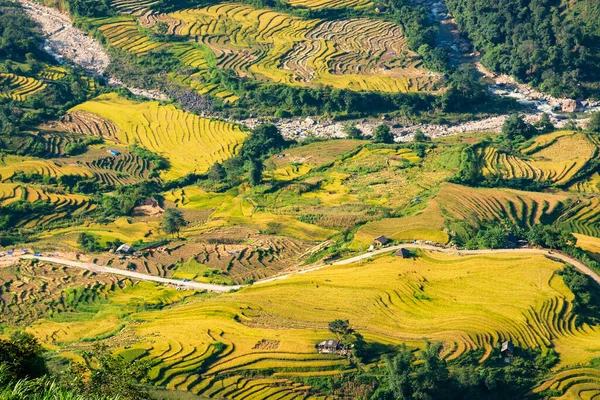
left=20, top=255, right=242, bottom=292
left=15, top=244, right=600, bottom=292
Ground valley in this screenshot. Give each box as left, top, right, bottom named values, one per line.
left=1, top=0, right=600, bottom=398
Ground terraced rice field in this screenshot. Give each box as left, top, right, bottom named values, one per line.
left=558, top=197, right=600, bottom=238
left=39, top=66, right=69, bottom=81
left=30, top=252, right=600, bottom=397
left=0, top=261, right=124, bottom=325
left=0, top=156, right=93, bottom=182
left=68, top=93, right=248, bottom=180
left=81, top=151, right=153, bottom=186
left=97, top=2, right=435, bottom=96
left=0, top=183, right=95, bottom=227
left=0, top=73, right=46, bottom=101
left=111, top=0, right=160, bottom=14
left=574, top=234, right=600, bottom=262
left=167, top=185, right=336, bottom=241
left=530, top=367, right=600, bottom=399
left=479, top=133, right=597, bottom=185
left=166, top=3, right=431, bottom=92
left=355, top=183, right=568, bottom=246
left=571, top=172, right=600, bottom=194
left=95, top=17, right=168, bottom=56
left=286, top=0, right=373, bottom=9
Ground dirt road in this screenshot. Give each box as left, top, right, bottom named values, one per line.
left=13, top=243, right=600, bottom=291
left=20, top=255, right=241, bottom=292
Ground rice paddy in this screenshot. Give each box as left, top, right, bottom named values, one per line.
left=0, top=73, right=46, bottom=101
left=479, top=132, right=597, bottom=186
left=355, top=182, right=569, bottom=246
left=25, top=251, right=600, bottom=397
left=68, top=93, right=248, bottom=180
left=93, top=2, right=436, bottom=97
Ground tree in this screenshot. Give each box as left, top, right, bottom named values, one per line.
left=208, top=162, right=226, bottom=182
left=343, top=124, right=363, bottom=139
left=0, top=333, right=47, bottom=380
left=328, top=319, right=352, bottom=337
left=502, top=114, right=536, bottom=141
left=240, top=124, right=287, bottom=161
left=64, top=343, right=151, bottom=400
left=162, top=208, right=186, bottom=237
left=587, top=112, right=600, bottom=134
left=248, top=160, right=264, bottom=186
left=77, top=232, right=102, bottom=252
left=536, top=113, right=555, bottom=134
left=373, top=125, right=394, bottom=144
left=413, top=129, right=429, bottom=142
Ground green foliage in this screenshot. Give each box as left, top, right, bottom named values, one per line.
left=0, top=2, right=41, bottom=60
left=77, top=232, right=103, bottom=252
left=502, top=114, right=536, bottom=142
left=162, top=208, right=186, bottom=237
left=463, top=222, right=509, bottom=250
left=98, top=181, right=160, bottom=217
left=62, top=343, right=151, bottom=400
left=442, top=66, right=489, bottom=112
left=343, top=124, right=363, bottom=139
left=588, top=112, right=600, bottom=134
left=412, top=129, right=428, bottom=142
left=445, top=0, right=600, bottom=97
left=328, top=319, right=352, bottom=336
left=240, top=124, right=287, bottom=161
left=0, top=333, right=47, bottom=380
left=248, top=159, right=263, bottom=186
left=373, top=125, right=394, bottom=144
left=559, top=266, right=600, bottom=325
left=526, top=225, right=576, bottom=250
left=536, top=113, right=555, bottom=134
left=130, top=144, right=169, bottom=177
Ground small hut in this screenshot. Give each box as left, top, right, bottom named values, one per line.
left=395, top=248, right=410, bottom=258
left=374, top=235, right=390, bottom=246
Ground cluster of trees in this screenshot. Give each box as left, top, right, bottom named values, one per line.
left=0, top=334, right=151, bottom=400
left=559, top=265, right=600, bottom=325
left=449, top=221, right=576, bottom=251
left=445, top=0, right=600, bottom=97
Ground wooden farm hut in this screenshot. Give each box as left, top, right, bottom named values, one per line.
left=395, top=248, right=410, bottom=258
left=374, top=235, right=390, bottom=246
left=501, top=340, right=515, bottom=363
left=316, top=339, right=350, bottom=355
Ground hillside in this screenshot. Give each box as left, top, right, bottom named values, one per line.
left=2, top=0, right=600, bottom=398
left=445, top=0, right=600, bottom=98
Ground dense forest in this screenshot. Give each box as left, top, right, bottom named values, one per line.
left=445, top=0, right=600, bottom=98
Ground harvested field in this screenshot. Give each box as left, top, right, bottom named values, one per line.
left=46, top=110, right=121, bottom=142
left=0, top=261, right=125, bottom=325
left=69, top=93, right=248, bottom=180
left=0, top=73, right=46, bottom=101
